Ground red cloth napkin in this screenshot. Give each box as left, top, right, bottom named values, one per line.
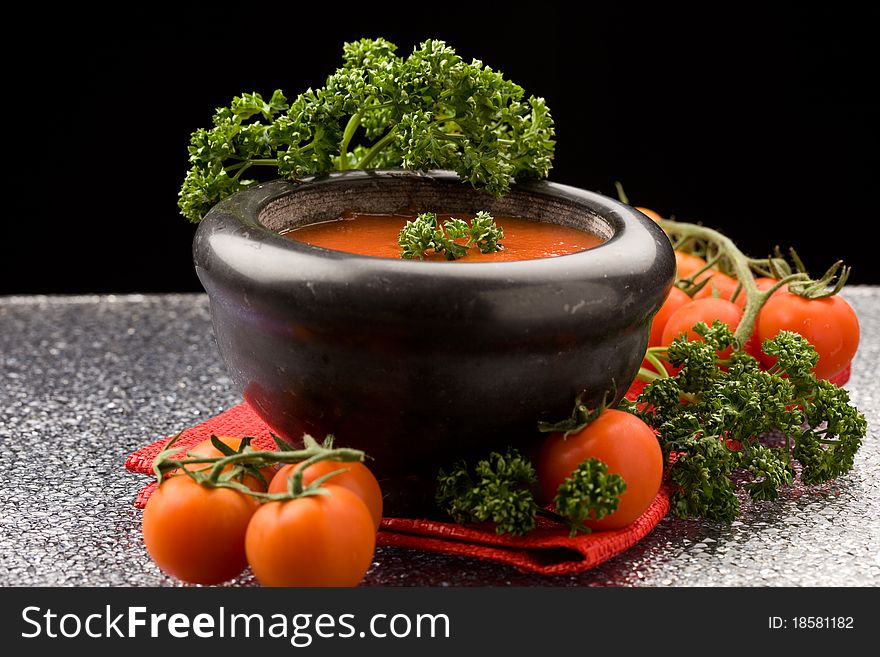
left=125, top=364, right=850, bottom=576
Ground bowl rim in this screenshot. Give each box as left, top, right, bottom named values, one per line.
left=198, top=169, right=671, bottom=287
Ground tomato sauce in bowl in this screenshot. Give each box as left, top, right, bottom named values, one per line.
left=281, top=212, right=603, bottom=261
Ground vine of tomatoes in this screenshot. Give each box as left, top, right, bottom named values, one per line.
left=636, top=206, right=858, bottom=384
left=537, top=409, right=663, bottom=530
left=142, top=434, right=380, bottom=587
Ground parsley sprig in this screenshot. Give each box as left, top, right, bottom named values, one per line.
left=398, top=211, right=504, bottom=260
left=435, top=448, right=625, bottom=536
left=627, top=322, right=866, bottom=521
left=179, top=38, right=555, bottom=222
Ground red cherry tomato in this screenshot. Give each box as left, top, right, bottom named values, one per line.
left=245, top=485, right=376, bottom=587
left=269, top=460, right=383, bottom=530
left=648, top=286, right=691, bottom=347
left=635, top=206, right=662, bottom=222
left=174, top=436, right=276, bottom=492
left=754, top=276, right=788, bottom=298
left=661, top=297, right=744, bottom=360
left=142, top=476, right=257, bottom=585
left=674, top=251, right=709, bottom=281
left=537, top=409, right=663, bottom=530
left=693, top=272, right=747, bottom=308
left=756, top=292, right=859, bottom=380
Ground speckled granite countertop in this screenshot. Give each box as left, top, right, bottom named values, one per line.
left=1, top=289, right=878, bottom=587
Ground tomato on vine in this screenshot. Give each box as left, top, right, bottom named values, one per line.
left=693, top=271, right=746, bottom=308
left=144, top=433, right=373, bottom=587
left=537, top=409, right=663, bottom=530
left=757, top=292, right=859, bottom=380
left=675, top=251, right=710, bottom=281
left=648, top=286, right=691, bottom=348
left=269, top=460, right=383, bottom=529
left=175, top=436, right=276, bottom=492
left=661, top=297, right=745, bottom=360
left=142, top=475, right=257, bottom=585
left=245, top=485, right=376, bottom=587
left=636, top=206, right=663, bottom=222
left=587, top=192, right=862, bottom=526
left=754, top=276, right=787, bottom=297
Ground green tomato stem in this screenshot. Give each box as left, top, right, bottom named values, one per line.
left=643, top=350, right=669, bottom=379
left=155, top=441, right=365, bottom=502
left=680, top=251, right=723, bottom=286
left=637, top=367, right=664, bottom=383
left=657, top=219, right=807, bottom=350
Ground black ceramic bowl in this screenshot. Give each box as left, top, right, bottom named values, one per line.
left=193, top=170, right=675, bottom=515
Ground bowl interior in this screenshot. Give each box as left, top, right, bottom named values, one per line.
left=256, top=173, right=615, bottom=241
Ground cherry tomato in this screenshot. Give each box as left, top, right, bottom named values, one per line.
left=537, top=409, right=663, bottom=530
left=754, top=276, right=788, bottom=297
left=693, top=272, right=747, bottom=308
left=635, top=206, right=662, bottom=222
left=756, top=292, right=859, bottom=380
left=661, top=297, right=744, bottom=360
left=648, top=286, right=691, bottom=348
left=142, top=475, right=257, bottom=585
left=245, top=485, right=376, bottom=587
left=175, top=436, right=275, bottom=492
left=674, top=251, right=709, bottom=281
left=269, top=460, right=383, bottom=530
left=692, top=275, right=787, bottom=310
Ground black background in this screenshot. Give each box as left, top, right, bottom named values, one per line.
left=3, top=5, right=877, bottom=294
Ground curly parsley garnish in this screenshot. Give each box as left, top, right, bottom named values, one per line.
left=436, top=449, right=625, bottom=536
left=179, top=38, right=555, bottom=222
left=628, top=322, right=866, bottom=521
left=436, top=449, right=538, bottom=535
left=553, top=459, right=627, bottom=534
left=398, top=211, right=504, bottom=260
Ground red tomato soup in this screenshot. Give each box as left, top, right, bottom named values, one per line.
left=281, top=212, right=603, bottom=261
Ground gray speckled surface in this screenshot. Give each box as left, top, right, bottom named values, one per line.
left=1, top=290, right=878, bottom=587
